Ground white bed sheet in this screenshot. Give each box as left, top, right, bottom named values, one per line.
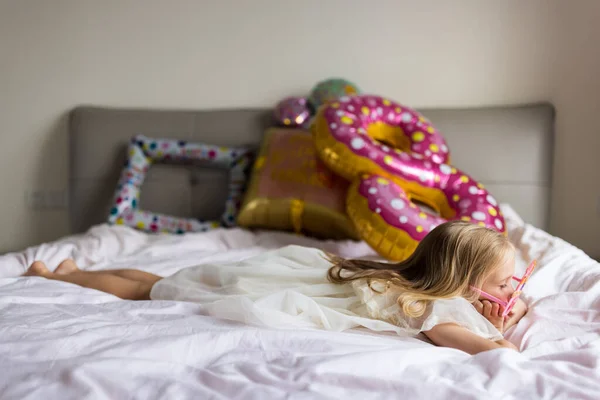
left=1, top=204, right=599, bottom=399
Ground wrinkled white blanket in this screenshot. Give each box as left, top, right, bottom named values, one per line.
left=1, top=204, right=599, bottom=399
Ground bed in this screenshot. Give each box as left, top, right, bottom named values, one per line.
left=2, top=103, right=600, bottom=399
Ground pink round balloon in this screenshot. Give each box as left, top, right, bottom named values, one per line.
left=274, top=97, right=312, bottom=128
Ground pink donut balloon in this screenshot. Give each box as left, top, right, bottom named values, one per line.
left=312, top=94, right=506, bottom=261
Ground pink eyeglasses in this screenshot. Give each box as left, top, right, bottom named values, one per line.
left=470, top=260, right=537, bottom=318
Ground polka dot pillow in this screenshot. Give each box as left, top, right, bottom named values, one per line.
left=108, top=134, right=253, bottom=234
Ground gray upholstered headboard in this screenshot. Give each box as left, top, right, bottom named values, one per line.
left=68, top=103, right=555, bottom=234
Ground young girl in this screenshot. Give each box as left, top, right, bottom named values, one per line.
left=23, top=221, right=528, bottom=354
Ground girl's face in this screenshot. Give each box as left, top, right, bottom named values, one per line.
left=480, top=249, right=516, bottom=303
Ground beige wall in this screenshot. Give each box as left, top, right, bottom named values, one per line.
left=0, top=0, right=596, bottom=257
left=549, top=0, right=600, bottom=258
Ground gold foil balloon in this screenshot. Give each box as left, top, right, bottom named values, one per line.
left=237, top=127, right=359, bottom=240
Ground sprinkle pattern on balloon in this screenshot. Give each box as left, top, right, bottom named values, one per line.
left=108, top=135, right=253, bottom=234
left=324, top=95, right=450, bottom=167
left=273, top=96, right=312, bottom=128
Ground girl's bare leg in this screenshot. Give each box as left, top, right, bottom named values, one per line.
left=23, top=260, right=161, bottom=300
left=54, top=259, right=161, bottom=284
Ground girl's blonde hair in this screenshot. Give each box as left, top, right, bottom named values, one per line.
left=327, top=221, right=514, bottom=318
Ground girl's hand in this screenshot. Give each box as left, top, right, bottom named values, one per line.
left=503, top=298, right=528, bottom=331
left=474, top=300, right=505, bottom=332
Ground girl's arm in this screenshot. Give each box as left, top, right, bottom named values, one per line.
left=423, top=323, right=519, bottom=355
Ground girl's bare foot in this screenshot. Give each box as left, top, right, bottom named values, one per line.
left=54, top=259, right=79, bottom=275
left=23, top=261, right=50, bottom=277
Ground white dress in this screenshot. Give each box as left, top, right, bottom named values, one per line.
left=150, top=245, right=502, bottom=340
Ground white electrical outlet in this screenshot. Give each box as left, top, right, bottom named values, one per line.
left=26, top=190, right=68, bottom=210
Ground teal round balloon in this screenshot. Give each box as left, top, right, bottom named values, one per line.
left=308, top=78, right=360, bottom=111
